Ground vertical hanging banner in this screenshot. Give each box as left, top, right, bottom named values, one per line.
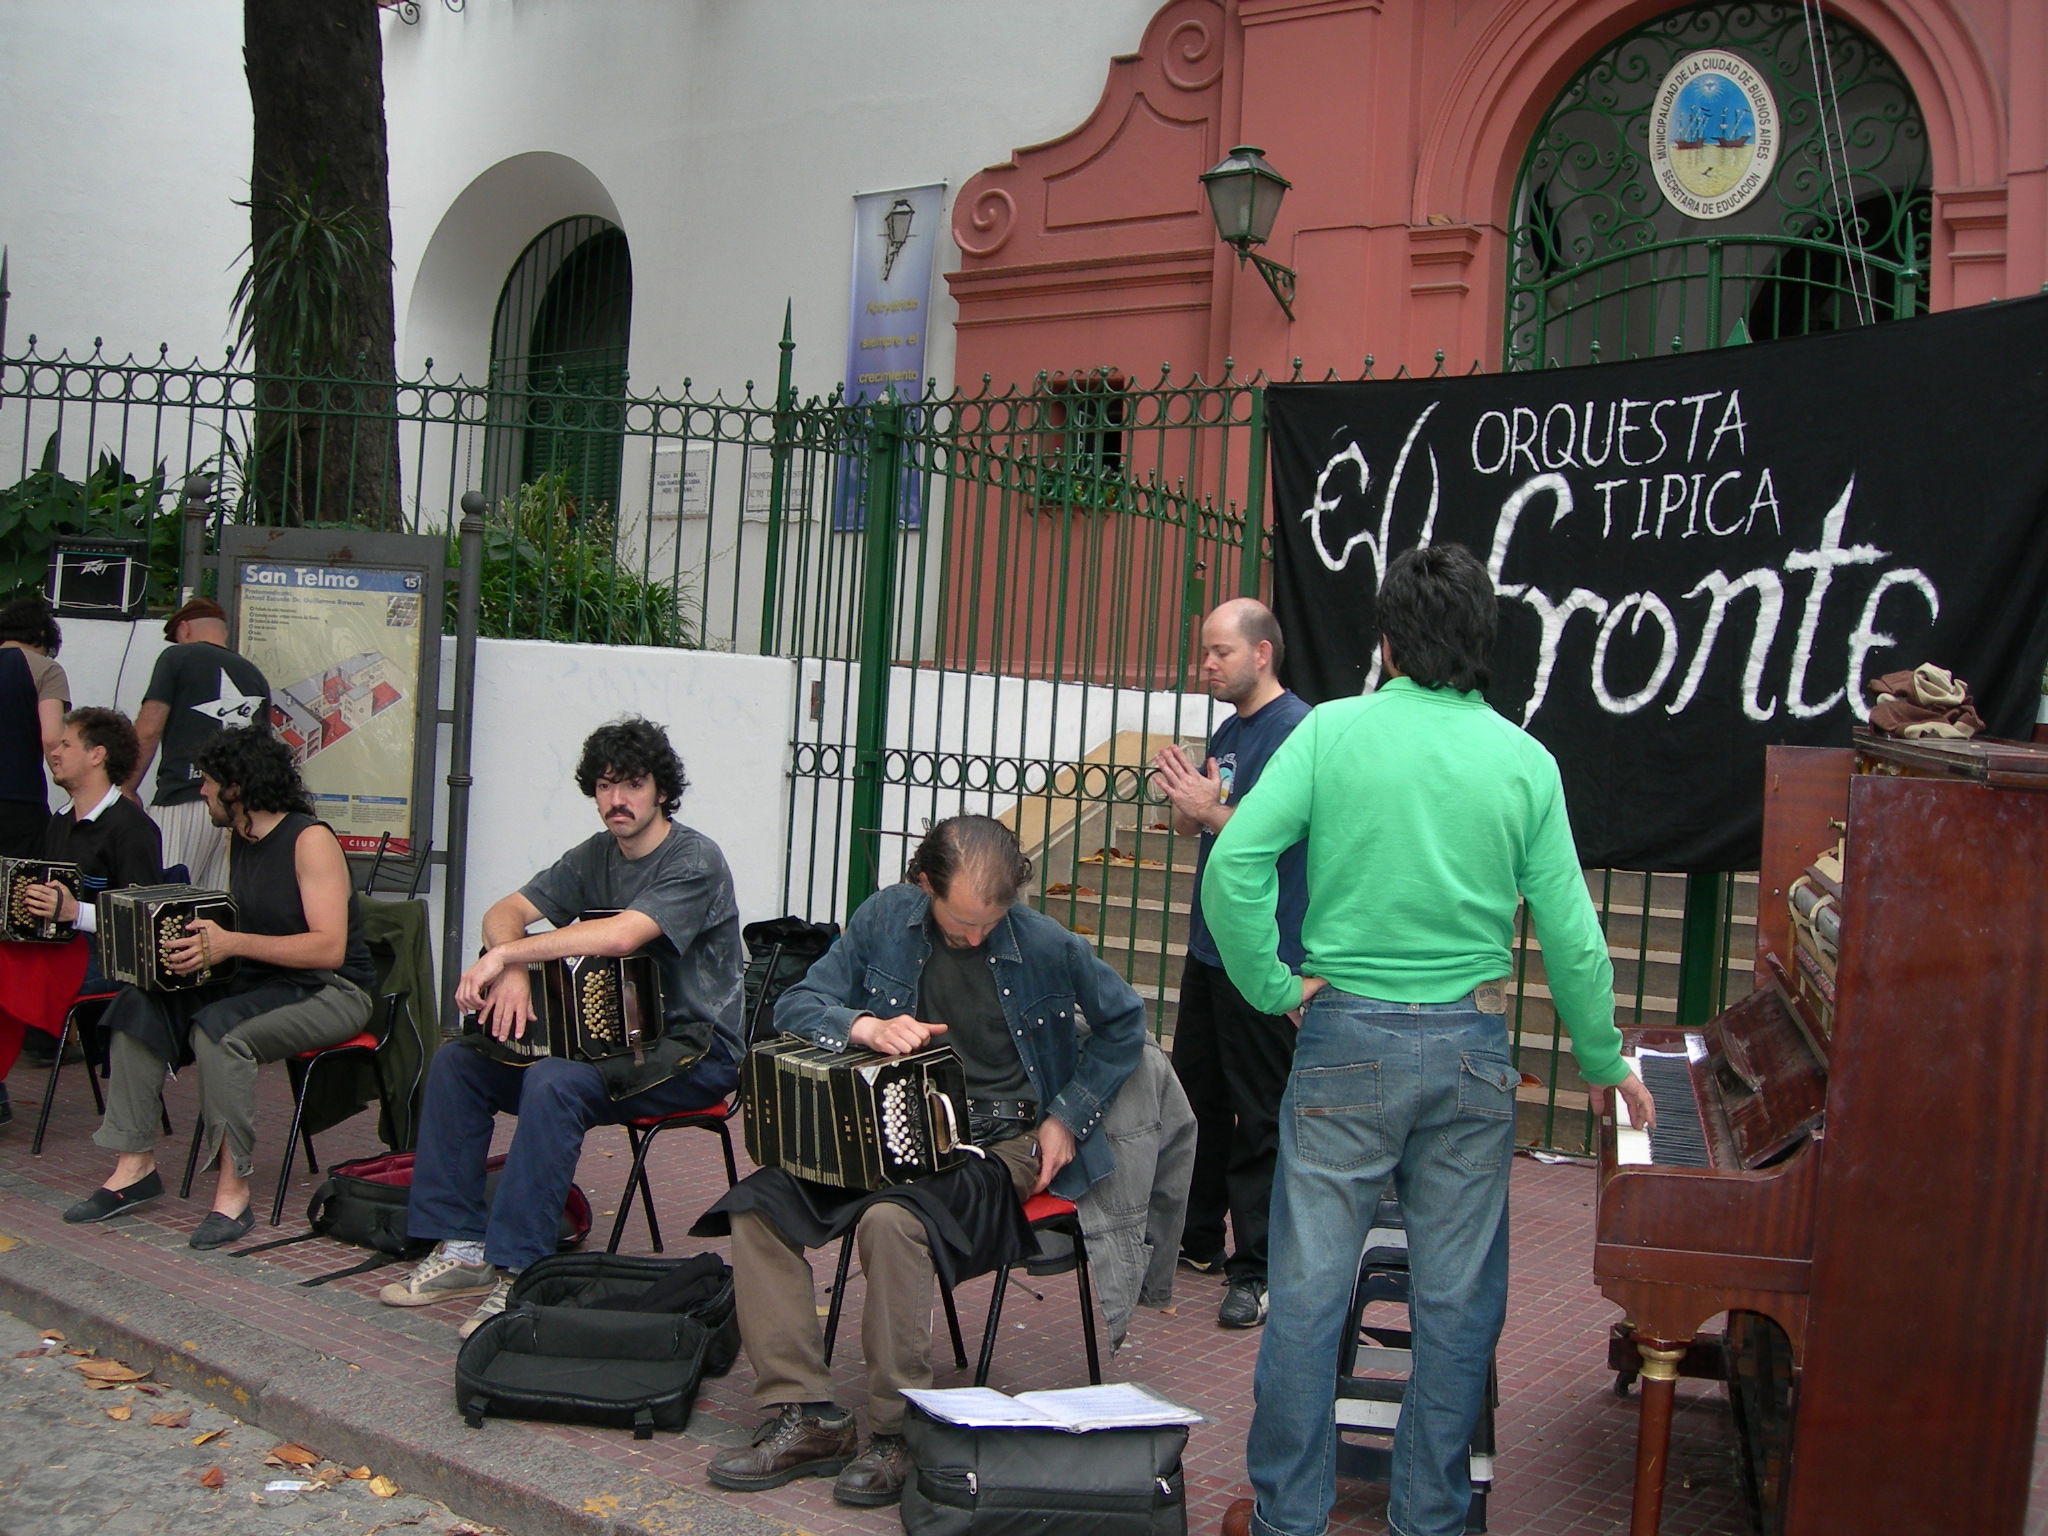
left=1269, top=295, right=2048, bottom=872
left=837, top=181, right=945, bottom=529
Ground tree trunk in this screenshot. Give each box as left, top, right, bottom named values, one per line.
left=243, top=0, right=403, bottom=530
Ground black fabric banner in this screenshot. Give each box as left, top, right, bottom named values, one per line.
left=1270, top=295, right=2048, bottom=871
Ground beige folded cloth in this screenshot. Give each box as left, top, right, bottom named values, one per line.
left=1866, top=663, right=1986, bottom=739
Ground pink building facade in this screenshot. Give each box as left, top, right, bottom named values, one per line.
left=947, top=0, right=2044, bottom=386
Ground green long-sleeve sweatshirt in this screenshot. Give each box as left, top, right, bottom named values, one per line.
left=1203, top=676, right=1628, bottom=1089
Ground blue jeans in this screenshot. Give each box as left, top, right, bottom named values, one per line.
left=406, top=1042, right=738, bottom=1271
left=1244, top=990, right=1518, bottom=1536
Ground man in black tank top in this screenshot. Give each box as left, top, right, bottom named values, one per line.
left=64, top=727, right=375, bottom=1251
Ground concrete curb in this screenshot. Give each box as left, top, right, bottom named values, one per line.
left=0, top=1233, right=801, bottom=1536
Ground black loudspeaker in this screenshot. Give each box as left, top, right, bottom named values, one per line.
left=47, top=537, right=149, bottom=619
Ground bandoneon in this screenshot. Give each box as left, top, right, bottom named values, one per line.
left=101, top=883, right=238, bottom=991
left=742, top=1035, right=970, bottom=1192
left=2, top=858, right=83, bottom=943
left=462, top=953, right=661, bottom=1066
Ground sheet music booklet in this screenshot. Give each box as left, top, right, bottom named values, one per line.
left=901, top=1382, right=1203, bottom=1433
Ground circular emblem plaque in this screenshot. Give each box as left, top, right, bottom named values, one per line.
left=1648, top=51, right=1779, bottom=219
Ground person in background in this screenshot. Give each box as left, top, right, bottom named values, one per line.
left=126, top=597, right=270, bottom=890
left=0, top=597, right=69, bottom=858
left=1151, top=597, right=1310, bottom=1329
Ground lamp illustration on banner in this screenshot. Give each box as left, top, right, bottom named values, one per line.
left=881, top=197, right=916, bottom=280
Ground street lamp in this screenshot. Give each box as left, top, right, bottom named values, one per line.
left=1201, top=145, right=1296, bottom=320
left=881, top=197, right=916, bottom=280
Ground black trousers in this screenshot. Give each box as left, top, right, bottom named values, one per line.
left=1169, top=954, right=1297, bottom=1283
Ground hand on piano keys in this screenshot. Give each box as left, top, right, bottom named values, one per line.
left=1595, top=1058, right=1660, bottom=1163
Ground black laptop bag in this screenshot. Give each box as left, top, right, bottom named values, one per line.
left=454, top=1251, right=737, bottom=1439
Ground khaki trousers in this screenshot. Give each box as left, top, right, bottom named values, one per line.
left=733, top=1133, right=1039, bottom=1432
left=95, top=978, right=372, bottom=1178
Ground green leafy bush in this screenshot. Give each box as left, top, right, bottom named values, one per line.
left=446, top=471, right=698, bottom=648
left=0, top=434, right=182, bottom=607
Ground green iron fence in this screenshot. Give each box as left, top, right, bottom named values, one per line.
left=0, top=328, right=1764, bottom=1153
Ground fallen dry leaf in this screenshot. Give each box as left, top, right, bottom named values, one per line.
left=346, top=1466, right=374, bottom=1480
left=39, top=1330, right=64, bottom=1341
left=313, top=1466, right=346, bottom=1486
left=368, top=1475, right=400, bottom=1498
left=135, top=1382, right=165, bottom=1396
left=64, top=1346, right=93, bottom=1357
left=266, top=1442, right=320, bottom=1467
left=192, top=1427, right=227, bottom=1446
left=82, top=1378, right=121, bottom=1390
left=11, top=1350, right=44, bottom=1359
left=105, top=1403, right=134, bottom=1421
left=75, top=1359, right=149, bottom=1383
left=1072, top=923, right=1096, bottom=935
left=199, top=1465, right=225, bottom=1489
left=150, top=1410, right=192, bottom=1429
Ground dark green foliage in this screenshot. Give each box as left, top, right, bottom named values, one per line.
left=447, top=472, right=698, bottom=648
left=0, top=434, right=182, bottom=607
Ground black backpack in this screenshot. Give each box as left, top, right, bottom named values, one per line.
left=237, top=1150, right=591, bottom=1286
left=741, top=916, right=840, bottom=1043
left=454, top=1251, right=737, bottom=1439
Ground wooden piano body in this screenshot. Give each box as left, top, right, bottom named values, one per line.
left=1595, top=735, right=2048, bottom=1536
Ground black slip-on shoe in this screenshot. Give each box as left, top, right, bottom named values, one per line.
left=189, top=1208, right=258, bottom=1250
left=63, top=1171, right=165, bottom=1223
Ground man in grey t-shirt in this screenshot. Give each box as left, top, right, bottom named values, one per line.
left=379, top=717, right=745, bottom=1339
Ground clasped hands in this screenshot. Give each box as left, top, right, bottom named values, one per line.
left=455, top=947, right=535, bottom=1041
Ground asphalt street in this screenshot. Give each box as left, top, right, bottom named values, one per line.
left=0, top=1306, right=506, bottom=1536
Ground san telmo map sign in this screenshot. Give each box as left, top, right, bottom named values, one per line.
left=1649, top=51, right=1779, bottom=219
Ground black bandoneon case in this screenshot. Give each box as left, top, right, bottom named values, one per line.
left=100, top=882, right=238, bottom=989
left=742, top=1035, right=969, bottom=1191
left=901, top=1402, right=1189, bottom=1535
left=2, top=858, right=83, bottom=943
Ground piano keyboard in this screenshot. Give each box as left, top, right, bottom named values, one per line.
left=1615, top=1043, right=1712, bottom=1168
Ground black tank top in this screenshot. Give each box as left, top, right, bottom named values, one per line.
left=229, top=811, right=375, bottom=988
left=0, top=648, right=44, bottom=806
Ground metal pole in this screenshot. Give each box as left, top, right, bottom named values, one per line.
left=846, top=401, right=904, bottom=915
left=439, top=490, right=486, bottom=1031
left=758, top=302, right=796, bottom=656
left=177, top=473, right=215, bottom=602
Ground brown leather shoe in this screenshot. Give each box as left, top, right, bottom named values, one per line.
left=833, top=1431, right=912, bottom=1507
left=1222, top=1496, right=1255, bottom=1536
left=706, top=1404, right=856, bottom=1491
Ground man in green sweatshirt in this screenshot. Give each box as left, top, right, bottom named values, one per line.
left=1206, top=544, right=1653, bottom=1536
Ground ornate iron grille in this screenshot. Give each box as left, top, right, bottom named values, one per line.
left=1506, top=2, right=1930, bottom=368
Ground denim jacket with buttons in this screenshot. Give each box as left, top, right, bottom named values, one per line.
left=772, top=881, right=1148, bottom=1199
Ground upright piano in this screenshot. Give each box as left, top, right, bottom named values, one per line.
left=1594, top=732, right=2048, bottom=1536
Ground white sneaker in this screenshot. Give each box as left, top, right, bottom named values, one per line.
left=457, top=1275, right=515, bottom=1340
left=377, top=1246, right=497, bottom=1308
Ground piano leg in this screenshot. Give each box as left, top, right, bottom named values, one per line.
left=1629, top=1339, right=1689, bottom=1536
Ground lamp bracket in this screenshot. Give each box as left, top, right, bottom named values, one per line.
left=1238, top=248, right=1297, bottom=321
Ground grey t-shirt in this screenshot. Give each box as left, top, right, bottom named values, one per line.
left=520, top=823, right=747, bottom=1076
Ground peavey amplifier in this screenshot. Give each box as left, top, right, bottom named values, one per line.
left=742, top=1035, right=970, bottom=1192
left=101, top=883, right=238, bottom=991
left=2, top=858, right=83, bottom=943
left=462, top=952, right=661, bottom=1066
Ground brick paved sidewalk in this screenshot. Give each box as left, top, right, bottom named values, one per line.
left=2, top=1048, right=2032, bottom=1536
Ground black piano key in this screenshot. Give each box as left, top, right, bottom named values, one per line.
left=1638, top=1054, right=1711, bottom=1168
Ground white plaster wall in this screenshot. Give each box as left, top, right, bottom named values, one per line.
left=3, top=1, right=1160, bottom=401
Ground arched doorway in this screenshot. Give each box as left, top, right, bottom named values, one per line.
left=484, top=215, right=633, bottom=512
left=1504, top=2, right=1930, bottom=369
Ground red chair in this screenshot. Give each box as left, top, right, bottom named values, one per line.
left=604, top=1100, right=740, bottom=1253
left=178, top=991, right=414, bottom=1226
left=974, top=1193, right=1102, bottom=1387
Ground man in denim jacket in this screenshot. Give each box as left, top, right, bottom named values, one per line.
left=709, top=815, right=1146, bottom=1508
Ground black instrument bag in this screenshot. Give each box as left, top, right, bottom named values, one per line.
left=901, top=1401, right=1188, bottom=1535
left=455, top=1251, right=737, bottom=1439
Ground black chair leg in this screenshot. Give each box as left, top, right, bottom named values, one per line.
left=973, top=1264, right=1013, bottom=1387
left=605, top=1126, right=662, bottom=1255
left=30, top=1017, right=73, bottom=1156
left=823, top=1234, right=856, bottom=1366
left=181, top=1116, right=205, bottom=1199
left=713, top=1122, right=739, bottom=1187
left=939, top=1276, right=967, bottom=1371
left=271, top=1060, right=319, bottom=1227
left=1073, top=1228, right=1102, bottom=1384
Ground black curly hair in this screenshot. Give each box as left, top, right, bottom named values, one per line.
left=1377, top=543, right=1497, bottom=693
left=575, top=716, right=687, bottom=816
left=905, top=816, right=1034, bottom=905
left=0, top=597, right=61, bottom=654
left=195, top=724, right=313, bottom=822
left=64, top=707, right=141, bottom=788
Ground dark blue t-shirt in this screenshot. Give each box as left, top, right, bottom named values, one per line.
left=1186, top=689, right=1311, bottom=970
